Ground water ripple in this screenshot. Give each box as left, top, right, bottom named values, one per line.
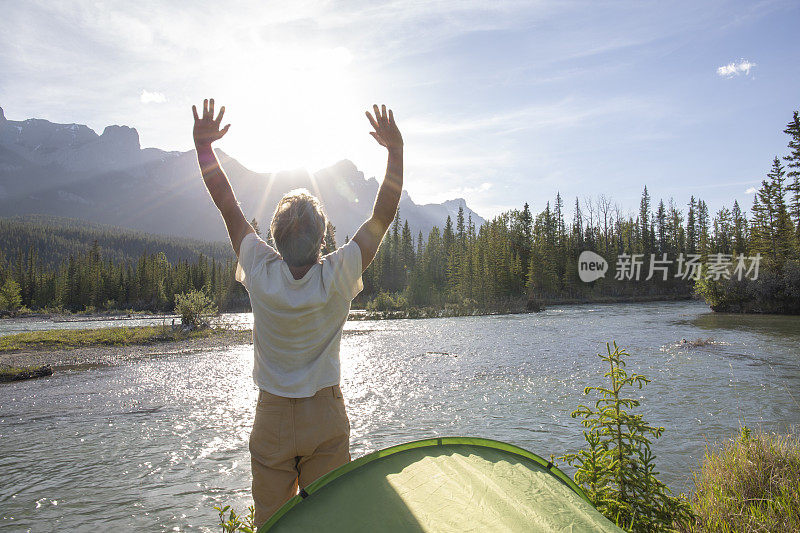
left=1, top=302, right=799, bottom=530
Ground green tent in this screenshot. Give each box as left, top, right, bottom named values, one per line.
left=259, top=437, right=622, bottom=532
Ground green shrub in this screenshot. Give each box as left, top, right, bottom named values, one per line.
left=42, top=304, right=65, bottom=314
left=366, top=291, right=408, bottom=312
left=685, top=427, right=800, bottom=532
left=174, top=289, right=218, bottom=328
left=696, top=258, right=800, bottom=314
left=561, top=341, right=693, bottom=531
left=0, top=278, right=22, bottom=312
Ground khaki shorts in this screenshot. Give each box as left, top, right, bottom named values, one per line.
left=250, top=384, right=351, bottom=526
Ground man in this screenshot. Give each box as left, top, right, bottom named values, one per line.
left=192, top=99, right=403, bottom=526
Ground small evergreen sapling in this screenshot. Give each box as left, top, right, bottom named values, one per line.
left=562, top=342, right=692, bottom=532
left=215, top=505, right=255, bottom=533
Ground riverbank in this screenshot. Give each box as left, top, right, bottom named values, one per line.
left=1, top=294, right=698, bottom=324
left=0, top=326, right=251, bottom=378
left=539, top=293, right=694, bottom=307
left=0, top=309, right=180, bottom=321
left=0, top=364, right=53, bottom=382
left=349, top=293, right=696, bottom=320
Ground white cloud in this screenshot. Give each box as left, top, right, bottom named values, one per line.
left=140, top=89, right=166, bottom=104
left=745, top=186, right=756, bottom=194
left=0, top=1, right=782, bottom=215
left=717, top=59, right=756, bottom=78
left=461, top=182, right=492, bottom=194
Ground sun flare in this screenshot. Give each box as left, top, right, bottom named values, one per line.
left=214, top=46, right=369, bottom=173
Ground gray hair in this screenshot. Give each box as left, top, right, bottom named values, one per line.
left=270, top=189, right=326, bottom=267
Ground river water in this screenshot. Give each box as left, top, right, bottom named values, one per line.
left=1, top=301, right=799, bottom=531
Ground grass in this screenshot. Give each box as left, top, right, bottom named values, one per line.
left=0, top=324, right=226, bottom=352
left=684, top=427, right=800, bottom=532
left=0, top=364, right=52, bottom=381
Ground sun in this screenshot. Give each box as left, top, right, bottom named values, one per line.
left=215, top=46, right=369, bottom=174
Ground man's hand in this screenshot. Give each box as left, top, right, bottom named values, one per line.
left=353, top=104, right=404, bottom=272
left=365, top=104, right=402, bottom=153
left=192, top=99, right=253, bottom=256
left=193, top=98, right=230, bottom=148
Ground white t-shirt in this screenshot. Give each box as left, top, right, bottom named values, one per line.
left=235, top=232, right=363, bottom=398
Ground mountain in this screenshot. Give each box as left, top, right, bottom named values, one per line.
left=0, top=107, right=484, bottom=243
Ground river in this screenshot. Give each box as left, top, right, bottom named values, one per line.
left=1, top=301, right=799, bottom=531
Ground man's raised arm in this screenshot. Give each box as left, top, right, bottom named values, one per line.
left=192, top=98, right=254, bottom=256
left=352, top=104, right=404, bottom=272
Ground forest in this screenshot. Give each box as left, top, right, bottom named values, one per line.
left=1, top=111, right=798, bottom=315
left=0, top=216, right=239, bottom=313
left=362, top=110, right=800, bottom=314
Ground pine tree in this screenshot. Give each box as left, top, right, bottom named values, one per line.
left=697, top=200, right=710, bottom=258
left=443, top=216, right=458, bottom=296
left=713, top=207, right=733, bottom=254
left=766, top=157, right=794, bottom=259
left=731, top=200, right=748, bottom=254
left=425, top=226, right=445, bottom=300
left=443, top=215, right=455, bottom=250
left=687, top=197, right=697, bottom=254
left=667, top=199, right=685, bottom=256
left=390, top=212, right=401, bottom=290
left=656, top=200, right=667, bottom=254
left=750, top=193, right=770, bottom=256
left=572, top=198, right=585, bottom=251
left=456, top=206, right=466, bottom=247
left=562, top=342, right=692, bottom=531
left=754, top=158, right=794, bottom=261
left=465, top=214, right=476, bottom=299
left=323, top=221, right=337, bottom=254
left=520, top=202, right=533, bottom=277
left=401, top=219, right=414, bottom=281
left=250, top=217, right=261, bottom=236
left=528, top=204, right=560, bottom=297
left=783, top=111, right=800, bottom=232
left=639, top=186, right=651, bottom=254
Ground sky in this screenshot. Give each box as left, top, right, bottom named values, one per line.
left=1, top=0, right=799, bottom=220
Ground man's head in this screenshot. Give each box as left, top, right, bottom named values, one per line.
left=270, top=189, right=326, bottom=267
